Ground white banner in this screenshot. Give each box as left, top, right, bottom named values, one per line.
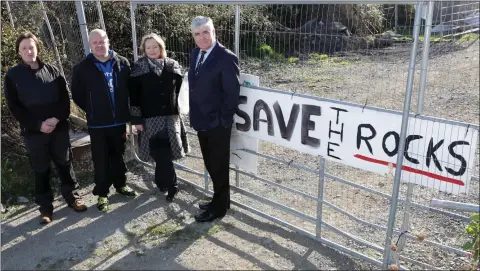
left=234, top=86, right=478, bottom=194
left=229, top=74, right=259, bottom=174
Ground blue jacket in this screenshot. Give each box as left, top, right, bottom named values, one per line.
left=188, top=42, right=240, bottom=131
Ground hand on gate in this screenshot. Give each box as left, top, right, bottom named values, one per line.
left=135, top=124, right=144, bottom=132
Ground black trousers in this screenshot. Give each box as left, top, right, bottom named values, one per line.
left=149, top=130, right=178, bottom=192
left=23, top=123, right=80, bottom=215
left=88, top=125, right=127, bottom=197
left=197, top=125, right=232, bottom=215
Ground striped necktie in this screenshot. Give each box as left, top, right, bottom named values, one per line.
left=195, top=50, right=207, bottom=77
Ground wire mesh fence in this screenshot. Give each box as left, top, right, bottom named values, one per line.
left=130, top=2, right=479, bottom=270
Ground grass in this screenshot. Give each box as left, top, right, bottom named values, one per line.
left=92, top=247, right=116, bottom=257
left=391, top=33, right=479, bottom=43
left=392, top=35, right=452, bottom=42
left=1, top=156, right=34, bottom=201
left=458, top=33, right=479, bottom=43
left=134, top=221, right=236, bottom=247
left=145, top=223, right=182, bottom=238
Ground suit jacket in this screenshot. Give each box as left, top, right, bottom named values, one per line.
left=188, top=42, right=240, bottom=131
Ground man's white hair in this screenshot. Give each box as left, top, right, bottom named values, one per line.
left=191, top=16, right=214, bottom=32
left=88, top=29, right=108, bottom=40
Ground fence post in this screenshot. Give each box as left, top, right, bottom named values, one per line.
left=96, top=0, right=106, bottom=31
left=439, top=2, right=444, bottom=37
left=316, top=156, right=326, bottom=238
left=5, top=1, right=14, bottom=28
left=130, top=1, right=138, bottom=61
left=397, top=0, right=434, bottom=252
left=382, top=2, right=423, bottom=269
left=234, top=4, right=240, bottom=60
left=39, top=0, right=65, bottom=78
left=75, top=0, right=90, bottom=56
left=394, top=4, right=398, bottom=33
left=235, top=165, right=240, bottom=187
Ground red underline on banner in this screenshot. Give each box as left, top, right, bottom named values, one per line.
left=353, top=154, right=465, bottom=186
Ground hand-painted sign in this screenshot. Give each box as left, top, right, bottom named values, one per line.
left=234, top=86, right=478, bottom=194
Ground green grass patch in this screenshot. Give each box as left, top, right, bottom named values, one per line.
left=458, top=33, right=479, bottom=43
left=287, top=57, right=299, bottom=64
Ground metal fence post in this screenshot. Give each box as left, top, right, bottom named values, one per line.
left=235, top=165, right=240, bottom=187
left=382, top=2, right=423, bottom=269
left=394, top=4, right=398, bottom=33
left=398, top=0, right=434, bottom=252
left=40, top=0, right=65, bottom=78
left=234, top=4, right=241, bottom=60
left=316, top=156, right=326, bottom=238
left=5, top=1, right=14, bottom=28
left=233, top=5, right=241, bottom=189
left=75, top=0, right=90, bottom=56
left=130, top=1, right=139, bottom=62
left=96, top=0, right=106, bottom=31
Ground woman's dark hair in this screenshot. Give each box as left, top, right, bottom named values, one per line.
left=15, top=32, right=41, bottom=54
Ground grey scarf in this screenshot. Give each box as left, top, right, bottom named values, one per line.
left=131, top=56, right=182, bottom=77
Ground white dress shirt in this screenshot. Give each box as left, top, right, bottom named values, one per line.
left=195, top=40, right=217, bottom=68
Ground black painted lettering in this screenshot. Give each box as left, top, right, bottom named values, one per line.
left=253, top=99, right=274, bottom=136
left=330, top=107, right=348, bottom=125
left=404, top=135, right=423, bottom=164
left=382, top=131, right=400, bottom=157
left=273, top=102, right=300, bottom=141
left=327, top=142, right=341, bottom=160
left=301, top=104, right=321, bottom=147
left=236, top=96, right=251, bottom=132
left=445, top=141, right=469, bottom=176
left=426, top=138, right=444, bottom=171
left=328, top=121, right=344, bottom=142
left=356, top=124, right=376, bottom=155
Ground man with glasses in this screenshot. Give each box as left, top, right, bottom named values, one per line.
left=188, top=16, right=241, bottom=222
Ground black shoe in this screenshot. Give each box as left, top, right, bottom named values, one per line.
left=159, top=187, right=168, bottom=193
left=194, top=210, right=226, bottom=222
left=166, top=187, right=178, bottom=202
left=199, top=201, right=230, bottom=211
left=198, top=201, right=211, bottom=210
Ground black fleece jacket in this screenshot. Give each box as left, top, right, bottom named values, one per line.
left=4, top=60, right=70, bottom=135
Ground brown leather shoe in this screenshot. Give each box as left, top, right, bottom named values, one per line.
left=68, top=200, right=87, bottom=212
left=39, top=214, right=52, bottom=225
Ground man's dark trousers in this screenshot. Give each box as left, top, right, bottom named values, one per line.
left=88, top=125, right=127, bottom=197
left=23, top=123, right=80, bottom=215
left=197, top=125, right=232, bottom=215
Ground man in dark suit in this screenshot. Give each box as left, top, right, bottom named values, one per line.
left=188, top=16, right=240, bottom=222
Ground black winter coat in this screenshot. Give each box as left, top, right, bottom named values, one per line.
left=129, top=57, right=183, bottom=125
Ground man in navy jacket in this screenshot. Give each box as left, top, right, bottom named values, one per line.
left=188, top=16, right=241, bottom=222
left=71, top=29, right=137, bottom=212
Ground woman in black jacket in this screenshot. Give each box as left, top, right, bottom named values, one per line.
left=3, top=32, right=87, bottom=225
left=129, top=33, right=189, bottom=201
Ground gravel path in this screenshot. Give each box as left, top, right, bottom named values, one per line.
left=1, top=163, right=372, bottom=270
